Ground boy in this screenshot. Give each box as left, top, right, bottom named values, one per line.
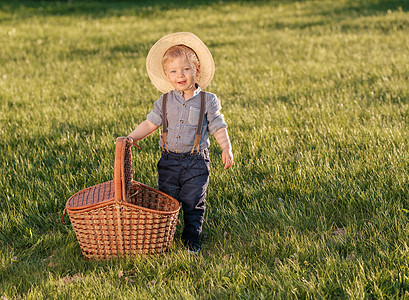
left=127, top=32, right=233, bottom=253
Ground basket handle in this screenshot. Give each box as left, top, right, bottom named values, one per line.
left=114, top=137, right=141, bottom=202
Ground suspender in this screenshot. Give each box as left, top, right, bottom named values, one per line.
left=192, top=92, right=206, bottom=154
left=161, top=91, right=206, bottom=154
left=161, top=93, right=169, bottom=153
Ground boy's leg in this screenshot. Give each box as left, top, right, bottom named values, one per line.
left=179, top=152, right=210, bottom=251
left=157, top=154, right=181, bottom=202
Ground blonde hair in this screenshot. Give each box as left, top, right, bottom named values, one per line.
left=162, top=45, right=200, bottom=71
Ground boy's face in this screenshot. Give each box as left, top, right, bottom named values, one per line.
left=164, top=55, right=200, bottom=95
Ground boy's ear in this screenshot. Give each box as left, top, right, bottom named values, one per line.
left=196, top=64, right=201, bottom=77
left=164, top=70, right=171, bottom=81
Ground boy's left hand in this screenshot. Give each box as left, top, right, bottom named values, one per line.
left=222, top=150, right=234, bottom=169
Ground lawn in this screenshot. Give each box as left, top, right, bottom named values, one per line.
left=1, top=0, right=409, bottom=298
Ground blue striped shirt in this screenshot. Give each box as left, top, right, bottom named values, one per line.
left=147, top=88, right=228, bottom=153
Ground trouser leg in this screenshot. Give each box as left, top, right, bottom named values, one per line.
left=157, top=151, right=210, bottom=250
left=180, top=167, right=209, bottom=248
left=157, top=155, right=181, bottom=201
left=179, top=152, right=209, bottom=249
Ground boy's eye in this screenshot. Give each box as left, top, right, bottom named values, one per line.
left=184, top=67, right=190, bottom=71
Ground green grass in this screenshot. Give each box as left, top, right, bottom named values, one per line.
left=1, top=0, right=409, bottom=298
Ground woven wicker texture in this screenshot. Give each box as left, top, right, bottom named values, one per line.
left=66, top=181, right=115, bottom=209
left=65, top=137, right=180, bottom=259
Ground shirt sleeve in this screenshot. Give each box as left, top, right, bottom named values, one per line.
left=146, top=95, right=163, bottom=126
left=206, top=93, right=228, bottom=135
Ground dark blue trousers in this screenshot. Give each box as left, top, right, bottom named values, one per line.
left=157, top=149, right=210, bottom=249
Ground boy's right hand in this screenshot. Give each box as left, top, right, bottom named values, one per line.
left=124, top=136, right=141, bottom=149
left=126, top=136, right=134, bottom=144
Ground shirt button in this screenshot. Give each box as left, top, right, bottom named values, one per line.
left=183, top=103, right=187, bottom=107
left=180, top=120, right=184, bottom=124
left=176, top=135, right=180, bottom=139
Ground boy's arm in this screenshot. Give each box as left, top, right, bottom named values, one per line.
left=128, top=119, right=159, bottom=142
left=213, top=127, right=233, bottom=169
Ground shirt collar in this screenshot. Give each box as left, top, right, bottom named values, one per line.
left=193, top=84, right=202, bottom=97
left=176, top=84, right=201, bottom=98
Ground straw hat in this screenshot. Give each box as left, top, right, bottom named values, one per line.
left=146, top=32, right=215, bottom=94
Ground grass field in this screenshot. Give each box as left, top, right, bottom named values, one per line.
left=1, top=0, right=409, bottom=298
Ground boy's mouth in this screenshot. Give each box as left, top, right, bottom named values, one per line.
left=178, top=81, right=187, bottom=85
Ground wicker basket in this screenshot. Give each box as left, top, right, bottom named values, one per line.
left=63, top=137, right=180, bottom=259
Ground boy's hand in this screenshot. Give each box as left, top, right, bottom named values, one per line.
left=214, top=128, right=233, bottom=169
left=222, top=149, right=234, bottom=169
left=126, top=136, right=134, bottom=144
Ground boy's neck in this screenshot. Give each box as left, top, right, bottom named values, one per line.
left=179, top=84, right=201, bottom=100
left=183, top=90, right=194, bottom=100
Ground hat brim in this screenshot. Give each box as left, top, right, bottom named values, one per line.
left=146, top=32, right=215, bottom=94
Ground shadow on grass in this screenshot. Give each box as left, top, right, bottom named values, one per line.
left=0, top=0, right=408, bottom=20
left=3, top=0, right=229, bottom=18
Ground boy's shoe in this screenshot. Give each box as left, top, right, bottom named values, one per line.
left=182, top=235, right=201, bottom=254
left=187, top=248, right=200, bottom=255
left=185, top=242, right=201, bottom=255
